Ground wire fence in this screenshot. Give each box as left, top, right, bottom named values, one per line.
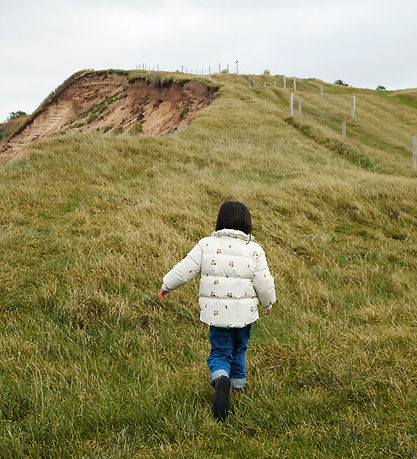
left=133, top=64, right=416, bottom=170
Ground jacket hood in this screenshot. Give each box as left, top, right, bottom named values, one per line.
left=211, top=228, right=252, bottom=241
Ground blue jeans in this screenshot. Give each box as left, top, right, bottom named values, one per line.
left=207, top=324, right=252, bottom=389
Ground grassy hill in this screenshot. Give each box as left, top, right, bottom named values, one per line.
left=0, top=70, right=416, bottom=457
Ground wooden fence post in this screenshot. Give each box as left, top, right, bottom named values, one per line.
left=320, top=85, right=323, bottom=101
left=350, top=96, right=356, bottom=118
left=289, top=92, right=294, bottom=117
left=298, top=99, right=302, bottom=123
left=284, top=76, right=286, bottom=88
left=264, top=81, right=266, bottom=87
left=342, top=118, right=346, bottom=142
left=274, top=81, right=277, bottom=88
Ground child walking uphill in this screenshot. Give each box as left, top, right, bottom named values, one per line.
left=158, top=201, right=276, bottom=421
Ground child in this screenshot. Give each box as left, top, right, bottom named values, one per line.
left=158, top=201, right=276, bottom=420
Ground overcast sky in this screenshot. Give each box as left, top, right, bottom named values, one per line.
left=1, top=0, right=416, bottom=122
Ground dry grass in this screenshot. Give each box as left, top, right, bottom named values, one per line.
left=0, top=72, right=416, bottom=457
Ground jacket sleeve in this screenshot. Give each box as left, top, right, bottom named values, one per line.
left=253, top=246, right=276, bottom=309
left=161, top=239, right=204, bottom=292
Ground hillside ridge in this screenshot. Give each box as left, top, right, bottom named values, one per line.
left=0, top=70, right=217, bottom=162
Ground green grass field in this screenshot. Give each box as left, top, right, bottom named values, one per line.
left=0, top=71, right=416, bottom=457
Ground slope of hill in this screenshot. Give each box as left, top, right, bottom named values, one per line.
left=0, top=71, right=416, bottom=457
left=0, top=70, right=216, bottom=162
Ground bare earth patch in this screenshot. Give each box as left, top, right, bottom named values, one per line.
left=0, top=72, right=216, bottom=162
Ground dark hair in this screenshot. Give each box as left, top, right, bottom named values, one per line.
left=215, top=201, right=252, bottom=235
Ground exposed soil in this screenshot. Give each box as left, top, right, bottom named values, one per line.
left=0, top=72, right=216, bottom=162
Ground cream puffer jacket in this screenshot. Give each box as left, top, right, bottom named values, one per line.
left=162, top=228, right=276, bottom=328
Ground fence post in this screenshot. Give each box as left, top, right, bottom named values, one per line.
left=274, top=81, right=277, bottom=88
left=342, top=118, right=346, bottom=143
left=218, top=63, right=221, bottom=73
left=283, top=76, right=286, bottom=88
left=350, top=96, right=356, bottom=118
left=264, top=81, right=266, bottom=87
left=298, top=99, right=302, bottom=123
left=413, top=134, right=417, bottom=169
left=293, top=77, right=296, bottom=91
left=320, top=85, right=323, bottom=101
left=209, top=66, right=211, bottom=74
left=289, top=92, right=294, bottom=117
left=227, top=64, right=229, bottom=73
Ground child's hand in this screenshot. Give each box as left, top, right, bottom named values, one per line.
left=158, top=288, right=169, bottom=301
left=264, top=307, right=272, bottom=316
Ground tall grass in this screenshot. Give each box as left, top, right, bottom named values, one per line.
left=0, top=73, right=416, bottom=457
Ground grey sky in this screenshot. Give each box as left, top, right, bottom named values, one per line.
left=1, top=0, right=416, bottom=122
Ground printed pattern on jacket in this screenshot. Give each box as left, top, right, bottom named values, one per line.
left=162, top=229, right=276, bottom=328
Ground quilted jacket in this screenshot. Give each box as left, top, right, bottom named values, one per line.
left=162, top=228, right=276, bottom=328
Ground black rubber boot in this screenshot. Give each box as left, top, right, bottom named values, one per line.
left=212, top=376, right=231, bottom=421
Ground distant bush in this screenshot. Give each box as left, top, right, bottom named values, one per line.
left=102, top=124, right=114, bottom=134
left=129, top=121, right=145, bottom=134
left=7, top=110, right=27, bottom=121
left=139, top=96, right=150, bottom=105
left=334, top=79, right=348, bottom=86
left=376, top=85, right=386, bottom=91
left=263, top=69, right=271, bottom=75
left=70, top=121, right=84, bottom=129
left=149, top=71, right=161, bottom=87
left=180, top=106, right=189, bottom=119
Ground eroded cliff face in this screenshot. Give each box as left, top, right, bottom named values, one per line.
left=0, top=72, right=217, bottom=162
